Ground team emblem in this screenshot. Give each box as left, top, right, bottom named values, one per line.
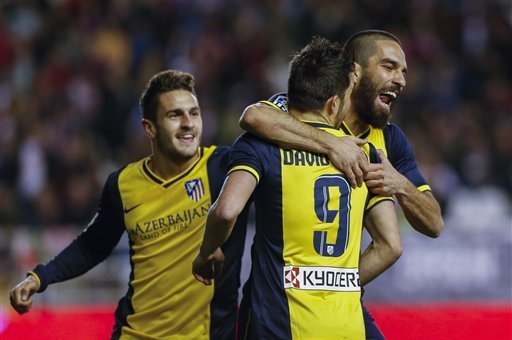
left=327, top=245, right=334, bottom=255
left=284, top=266, right=300, bottom=288
left=185, top=178, right=205, bottom=202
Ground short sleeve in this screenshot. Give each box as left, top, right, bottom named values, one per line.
left=384, top=124, right=431, bottom=192
left=228, top=133, right=273, bottom=183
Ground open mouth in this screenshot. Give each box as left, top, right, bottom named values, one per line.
left=378, top=91, right=398, bottom=107
left=177, top=133, right=195, bottom=144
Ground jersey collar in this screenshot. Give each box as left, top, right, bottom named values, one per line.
left=301, top=120, right=337, bottom=130
left=142, top=147, right=204, bottom=188
left=340, top=121, right=371, bottom=139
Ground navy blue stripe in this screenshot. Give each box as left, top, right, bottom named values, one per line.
left=340, top=123, right=352, bottom=136
left=163, top=148, right=204, bottom=187
left=247, top=145, right=291, bottom=339
left=142, top=148, right=205, bottom=188
left=304, top=121, right=335, bottom=129
left=111, top=237, right=136, bottom=339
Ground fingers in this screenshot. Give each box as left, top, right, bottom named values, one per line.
left=352, top=165, right=364, bottom=188
left=364, top=171, right=383, bottom=181
left=364, top=179, right=379, bottom=189
left=365, top=180, right=387, bottom=195
left=348, top=151, right=369, bottom=188
left=193, top=267, right=214, bottom=285
left=193, top=273, right=212, bottom=286
left=344, top=167, right=355, bottom=188
left=366, top=163, right=384, bottom=171
left=365, top=163, right=384, bottom=180
left=193, top=252, right=224, bottom=286
left=351, top=137, right=367, bottom=146
left=192, top=255, right=213, bottom=285
left=358, top=151, right=370, bottom=174
left=377, top=149, right=389, bottom=164
left=9, top=287, right=32, bottom=315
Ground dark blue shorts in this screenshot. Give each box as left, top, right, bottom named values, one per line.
left=362, top=301, right=385, bottom=340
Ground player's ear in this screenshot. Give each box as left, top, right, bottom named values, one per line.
left=351, top=62, right=362, bottom=85
left=326, top=94, right=341, bottom=116
left=142, top=118, right=157, bottom=139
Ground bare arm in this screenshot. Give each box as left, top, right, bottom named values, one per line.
left=240, top=103, right=369, bottom=188
left=365, top=150, right=444, bottom=238
left=193, top=171, right=257, bottom=285
left=359, top=200, right=402, bottom=286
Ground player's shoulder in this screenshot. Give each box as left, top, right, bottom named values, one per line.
left=240, top=131, right=274, bottom=145
left=115, top=161, right=137, bottom=178
left=203, top=145, right=231, bottom=167
left=382, top=122, right=410, bottom=145
left=383, top=123, right=406, bottom=136
left=232, top=132, right=276, bottom=154
left=101, top=163, right=130, bottom=194
left=203, top=145, right=231, bottom=157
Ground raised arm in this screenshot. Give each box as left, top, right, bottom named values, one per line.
left=240, top=102, right=368, bottom=188
left=359, top=200, right=402, bottom=286
left=193, top=171, right=257, bottom=285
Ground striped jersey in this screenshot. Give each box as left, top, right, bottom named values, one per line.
left=31, top=146, right=246, bottom=339
left=231, top=124, right=391, bottom=339
left=261, top=92, right=431, bottom=193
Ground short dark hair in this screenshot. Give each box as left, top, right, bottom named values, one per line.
left=342, top=30, right=402, bottom=67
left=287, top=36, right=351, bottom=113
left=140, top=70, right=196, bottom=121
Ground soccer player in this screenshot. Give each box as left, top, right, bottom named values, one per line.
left=193, top=37, right=399, bottom=339
left=239, top=30, right=444, bottom=338
left=9, top=70, right=247, bottom=339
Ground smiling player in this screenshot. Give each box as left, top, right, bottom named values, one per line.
left=9, top=70, right=247, bottom=339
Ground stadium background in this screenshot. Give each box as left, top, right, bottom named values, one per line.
left=0, top=1, right=510, bottom=339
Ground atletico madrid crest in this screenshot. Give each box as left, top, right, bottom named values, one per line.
left=185, top=178, right=205, bottom=202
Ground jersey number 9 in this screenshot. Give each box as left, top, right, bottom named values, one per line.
left=313, top=175, right=351, bottom=257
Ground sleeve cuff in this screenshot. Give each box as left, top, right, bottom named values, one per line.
left=30, top=264, right=49, bottom=292
left=228, top=165, right=260, bottom=183
left=258, top=100, right=281, bottom=110
left=417, top=184, right=431, bottom=192
left=366, top=196, right=395, bottom=211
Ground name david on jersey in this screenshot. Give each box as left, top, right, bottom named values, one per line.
left=282, top=149, right=330, bottom=167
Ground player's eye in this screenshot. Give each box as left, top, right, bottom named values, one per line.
left=167, top=111, right=182, bottom=118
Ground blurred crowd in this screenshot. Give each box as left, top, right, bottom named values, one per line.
left=1, top=0, right=511, bottom=231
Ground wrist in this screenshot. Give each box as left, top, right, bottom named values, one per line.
left=198, top=246, right=210, bottom=260
left=322, top=133, right=338, bottom=156
left=395, top=176, right=413, bottom=196
left=26, top=272, right=41, bottom=290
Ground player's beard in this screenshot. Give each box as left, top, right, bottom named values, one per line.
left=155, top=129, right=199, bottom=163
left=352, top=73, right=390, bottom=129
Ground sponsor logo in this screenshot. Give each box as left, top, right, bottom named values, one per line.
left=283, top=265, right=360, bottom=292
left=124, top=203, right=143, bottom=214
left=185, top=178, right=205, bottom=202
left=284, top=266, right=301, bottom=288
left=128, top=203, right=211, bottom=241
